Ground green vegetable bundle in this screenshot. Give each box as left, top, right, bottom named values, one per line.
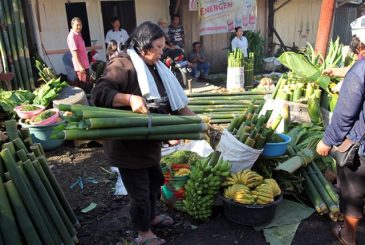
left=226, top=100, right=282, bottom=149
left=0, top=89, right=35, bottom=116
left=32, top=77, right=69, bottom=107
left=228, top=48, right=244, bottom=67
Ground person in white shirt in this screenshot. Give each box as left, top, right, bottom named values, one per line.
left=231, top=26, right=248, bottom=57
left=105, top=17, right=129, bottom=51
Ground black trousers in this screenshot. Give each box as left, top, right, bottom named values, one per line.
left=119, top=165, right=165, bottom=231
left=337, top=155, right=365, bottom=218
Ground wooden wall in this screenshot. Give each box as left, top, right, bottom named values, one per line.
left=273, top=0, right=322, bottom=49
left=182, top=0, right=267, bottom=73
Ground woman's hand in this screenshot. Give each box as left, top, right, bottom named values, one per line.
left=129, top=95, right=149, bottom=114
left=316, top=140, right=331, bottom=157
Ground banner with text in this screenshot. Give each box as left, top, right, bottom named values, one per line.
left=198, top=0, right=257, bottom=36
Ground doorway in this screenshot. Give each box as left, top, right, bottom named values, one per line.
left=65, top=2, right=91, bottom=47
left=101, top=1, right=136, bottom=39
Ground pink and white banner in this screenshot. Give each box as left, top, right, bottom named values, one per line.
left=189, top=0, right=199, bottom=11
left=198, top=0, right=257, bottom=36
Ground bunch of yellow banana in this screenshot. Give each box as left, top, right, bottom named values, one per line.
left=263, top=178, right=281, bottom=197
left=252, top=183, right=274, bottom=205
left=174, top=168, right=191, bottom=177
left=223, top=184, right=249, bottom=199
left=223, top=169, right=263, bottom=188
left=233, top=189, right=255, bottom=205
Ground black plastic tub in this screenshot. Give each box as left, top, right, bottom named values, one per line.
left=222, top=193, right=283, bottom=226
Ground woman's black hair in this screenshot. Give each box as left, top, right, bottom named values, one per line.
left=125, top=21, right=165, bottom=55
left=235, top=26, right=243, bottom=33
left=350, top=35, right=362, bottom=54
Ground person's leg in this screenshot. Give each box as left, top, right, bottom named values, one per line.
left=147, top=165, right=173, bottom=227
left=343, top=215, right=360, bottom=244
left=201, top=62, right=210, bottom=77
left=191, top=64, right=199, bottom=78
left=335, top=155, right=365, bottom=244
left=76, top=69, right=93, bottom=93
left=119, top=167, right=164, bottom=243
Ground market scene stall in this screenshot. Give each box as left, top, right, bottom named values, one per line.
left=1, top=0, right=365, bottom=244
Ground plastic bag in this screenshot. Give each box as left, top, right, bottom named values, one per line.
left=227, top=67, right=245, bottom=90
left=216, top=129, right=263, bottom=173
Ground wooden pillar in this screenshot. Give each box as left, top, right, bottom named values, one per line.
left=314, top=0, right=336, bottom=59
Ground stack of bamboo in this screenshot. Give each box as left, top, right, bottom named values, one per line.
left=53, top=104, right=210, bottom=141
left=0, top=120, right=79, bottom=244
left=0, top=0, right=35, bottom=90
left=187, top=91, right=267, bottom=124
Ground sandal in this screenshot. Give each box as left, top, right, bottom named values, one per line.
left=133, top=236, right=166, bottom=245
left=151, top=214, right=173, bottom=228
left=332, top=223, right=354, bottom=245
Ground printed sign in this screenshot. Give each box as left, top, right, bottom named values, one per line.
left=198, top=0, right=257, bottom=35
left=189, top=0, right=199, bottom=11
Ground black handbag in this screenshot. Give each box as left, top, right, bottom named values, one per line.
left=329, top=135, right=365, bottom=167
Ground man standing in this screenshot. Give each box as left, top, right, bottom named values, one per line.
left=67, top=17, right=92, bottom=92
left=188, top=41, right=210, bottom=79
left=167, top=15, right=185, bottom=49
left=105, top=17, right=129, bottom=51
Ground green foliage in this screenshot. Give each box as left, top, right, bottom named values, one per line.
left=0, top=89, right=35, bottom=115
left=245, top=31, right=265, bottom=73
left=161, top=150, right=203, bottom=166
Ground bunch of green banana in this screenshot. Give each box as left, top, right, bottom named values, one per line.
left=252, top=183, right=275, bottom=205
left=183, top=152, right=231, bottom=220
left=263, top=178, right=282, bottom=197
left=223, top=169, right=263, bottom=188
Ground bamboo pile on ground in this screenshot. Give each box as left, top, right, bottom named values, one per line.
left=187, top=91, right=267, bottom=124
left=301, top=162, right=341, bottom=221
left=53, top=104, right=210, bottom=141
left=0, top=119, right=79, bottom=244
left=0, top=0, right=35, bottom=90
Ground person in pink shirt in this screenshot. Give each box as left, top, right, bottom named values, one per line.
left=67, top=17, right=92, bottom=92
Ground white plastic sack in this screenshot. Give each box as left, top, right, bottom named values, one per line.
left=110, top=167, right=128, bottom=196
left=226, top=67, right=244, bottom=90
left=216, top=129, right=263, bottom=173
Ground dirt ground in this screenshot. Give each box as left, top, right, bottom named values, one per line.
left=47, top=141, right=365, bottom=245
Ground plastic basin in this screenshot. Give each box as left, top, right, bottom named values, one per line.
left=222, top=193, right=283, bottom=226
left=30, top=109, right=59, bottom=126
left=19, top=119, right=65, bottom=151
left=14, top=105, right=45, bottom=119
left=262, top=133, right=291, bottom=157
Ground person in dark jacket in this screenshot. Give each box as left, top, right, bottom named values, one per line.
left=91, top=21, right=194, bottom=245
left=317, top=57, right=365, bottom=245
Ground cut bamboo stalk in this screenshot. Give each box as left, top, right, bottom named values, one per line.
left=23, top=161, right=74, bottom=244
left=0, top=179, right=22, bottom=245
left=37, top=156, right=80, bottom=228
left=1, top=149, right=55, bottom=244
left=4, top=180, right=42, bottom=245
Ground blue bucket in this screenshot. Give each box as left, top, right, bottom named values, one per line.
left=262, top=133, right=291, bottom=157
left=19, top=119, right=65, bottom=151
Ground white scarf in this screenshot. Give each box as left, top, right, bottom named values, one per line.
left=127, top=49, right=188, bottom=111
